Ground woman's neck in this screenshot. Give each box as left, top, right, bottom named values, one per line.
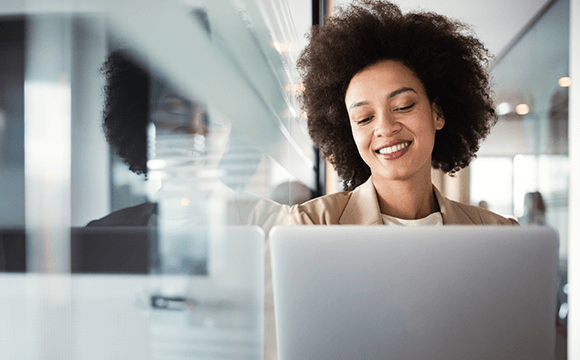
left=372, top=173, right=439, bottom=220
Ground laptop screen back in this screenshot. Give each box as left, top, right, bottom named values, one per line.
left=270, top=226, right=558, bottom=360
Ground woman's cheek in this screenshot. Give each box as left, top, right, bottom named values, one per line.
left=351, top=128, right=365, bottom=146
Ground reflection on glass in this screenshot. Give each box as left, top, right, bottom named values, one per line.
left=88, top=38, right=290, bottom=358
left=478, top=0, right=570, bottom=264
left=0, top=0, right=313, bottom=357
left=151, top=84, right=208, bottom=136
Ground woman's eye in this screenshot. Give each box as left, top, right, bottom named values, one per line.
left=356, top=116, right=372, bottom=125
left=396, top=104, right=414, bottom=112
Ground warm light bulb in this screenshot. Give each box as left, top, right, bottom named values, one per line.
left=515, top=104, right=529, bottom=115
left=558, top=76, right=571, bottom=87
left=181, top=198, right=189, bottom=206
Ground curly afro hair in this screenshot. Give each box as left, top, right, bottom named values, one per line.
left=297, top=0, right=497, bottom=190
left=101, top=50, right=150, bottom=175
left=100, top=9, right=211, bottom=176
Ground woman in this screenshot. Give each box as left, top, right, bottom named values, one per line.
left=520, top=191, right=547, bottom=226
left=290, top=0, right=517, bottom=226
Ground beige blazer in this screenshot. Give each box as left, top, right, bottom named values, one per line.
left=289, top=177, right=518, bottom=225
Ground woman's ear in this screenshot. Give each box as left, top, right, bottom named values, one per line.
left=432, top=103, right=445, bottom=130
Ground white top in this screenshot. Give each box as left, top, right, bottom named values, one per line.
left=381, top=212, right=443, bottom=226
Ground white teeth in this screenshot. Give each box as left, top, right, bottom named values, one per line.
left=378, top=141, right=410, bottom=154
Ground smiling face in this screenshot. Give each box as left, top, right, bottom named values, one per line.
left=345, top=60, right=444, bottom=184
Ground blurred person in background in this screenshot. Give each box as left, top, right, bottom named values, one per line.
left=519, top=191, right=547, bottom=226
left=478, top=200, right=489, bottom=210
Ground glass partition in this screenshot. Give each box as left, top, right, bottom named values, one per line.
left=470, top=0, right=570, bottom=354
left=0, top=0, right=313, bottom=358
left=473, top=0, right=570, bottom=252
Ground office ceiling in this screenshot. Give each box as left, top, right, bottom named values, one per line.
left=1, top=0, right=551, bottom=61
left=328, top=0, right=552, bottom=59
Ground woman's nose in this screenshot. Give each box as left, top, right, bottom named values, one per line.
left=374, top=113, right=401, bottom=137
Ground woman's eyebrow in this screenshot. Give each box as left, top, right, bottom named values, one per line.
left=348, top=100, right=369, bottom=111
left=349, top=87, right=417, bottom=111
left=388, top=87, right=416, bottom=99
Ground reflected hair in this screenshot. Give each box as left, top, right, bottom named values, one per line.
left=101, top=50, right=149, bottom=175
left=297, top=0, right=497, bottom=190
left=100, top=8, right=211, bottom=175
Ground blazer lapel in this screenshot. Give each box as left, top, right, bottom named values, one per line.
left=339, top=177, right=383, bottom=225
left=336, top=179, right=477, bottom=225
left=434, top=185, right=478, bottom=224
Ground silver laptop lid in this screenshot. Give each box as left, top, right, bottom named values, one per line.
left=270, top=226, right=558, bottom=360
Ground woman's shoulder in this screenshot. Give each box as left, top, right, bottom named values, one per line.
left=86, top=202, right=156, bottom=227
left=433, top=185, right=518, bottom=225
left=289, top=190, right=354, bottom=225
left=450, top=200, right=519, bottom=226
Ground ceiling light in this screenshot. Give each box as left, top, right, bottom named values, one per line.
left=273, top=42, right=282, bottom=53
left=147, top=159, right=166, bottom=170
left=148, top=170, right=167, bottom=180
left=558, top=77, right=571, bottom=87
left=515, top=104, right=529, bottom=115
left=496, top=102, right=511, bottom=116
left=273, top=42, right=288, bottom=53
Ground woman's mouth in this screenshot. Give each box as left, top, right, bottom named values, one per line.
left=376, top=141, right=411, bottom=155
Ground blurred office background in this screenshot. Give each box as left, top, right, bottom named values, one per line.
left=0, top=0, right=579, bottom=359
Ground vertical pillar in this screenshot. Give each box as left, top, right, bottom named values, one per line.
left=24, top=15, right=74, bottom=360
left=568, top=0, right=580, bottom=357
left=70, top=16, right=109, bottom=226
left=25, top=15, right=72, bottom=273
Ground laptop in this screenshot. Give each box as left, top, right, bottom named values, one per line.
left=270, top=226, right=559, bottom=360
